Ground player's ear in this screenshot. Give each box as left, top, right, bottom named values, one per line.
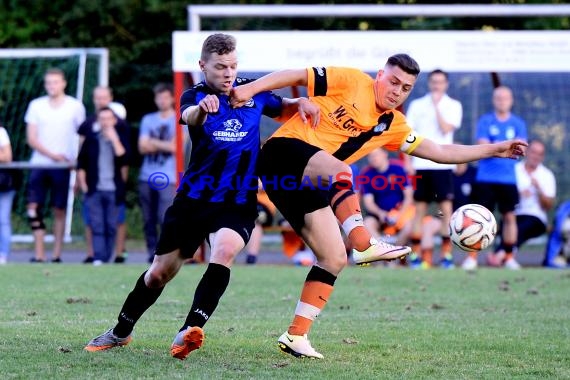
left=376, top=69, right=384, bottom=79
left=198, top=60, right=206, bottom=72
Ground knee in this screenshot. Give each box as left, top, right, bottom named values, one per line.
left=145, top=267, right=171, bottom=288
left=334, top=161, right=353, bottom=180
left=27, top=209, right=45, bottom=231
left=318, top=251, right=347, bottom=274
left=210, top=243, right=239, bottom=265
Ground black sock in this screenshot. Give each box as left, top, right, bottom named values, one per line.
left=181, top=263, right=230, bottom=331
left=246, top=254, right=257, bottom=264
left=113, top=271, right=164, bottom=338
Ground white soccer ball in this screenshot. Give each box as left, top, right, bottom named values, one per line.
left=449, top=203, right=497, bottom=252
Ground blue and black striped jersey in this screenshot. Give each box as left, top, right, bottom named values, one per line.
left=178, top=78, right=282, bottom=205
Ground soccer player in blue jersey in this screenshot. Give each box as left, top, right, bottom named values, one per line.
left=84, top=33, right=318, bottom=359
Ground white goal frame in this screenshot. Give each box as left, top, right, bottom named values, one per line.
left=0, top=48, right=109, bottom=243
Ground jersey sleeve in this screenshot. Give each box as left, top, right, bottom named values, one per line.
left=398, top=130, right=424, bottom=154
left=179, top=86, right=199, bottom=123
left=261, top=91, right=283, bottom=119
left=306, top=66, right=361, bottom=97
left=236, top=77, right=284, bottom=119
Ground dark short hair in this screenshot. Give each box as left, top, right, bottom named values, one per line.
left=44, top=67, right=66, bottom=80
left=428, top=69, right=448, bottom=81
left=97, top=106, right=116, bottom=116
left=528, top=137, right=546, bottom=149
left=386, top=54, right=420, bottom=76
left=153, top=83, right=173, bottom=96
left=201, top=33, right=236, bottom=61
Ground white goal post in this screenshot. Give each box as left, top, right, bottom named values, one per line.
left=0, top=48, right=109, bottom=243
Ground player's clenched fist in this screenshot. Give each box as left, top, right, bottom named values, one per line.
left=199, top=94, right=220, bottom=113
left=229, top=86, right=252, bottom=108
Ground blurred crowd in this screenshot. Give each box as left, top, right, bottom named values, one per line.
left=0, top=67, right=566, bottom=269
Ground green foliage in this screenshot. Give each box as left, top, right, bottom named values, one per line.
left=0, top=265, right=569, bottom=378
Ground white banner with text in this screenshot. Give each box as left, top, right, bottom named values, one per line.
left=173, top=30, right=570, bottom=73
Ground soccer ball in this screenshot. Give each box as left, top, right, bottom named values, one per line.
left=449, top=204, right=497, bottom=252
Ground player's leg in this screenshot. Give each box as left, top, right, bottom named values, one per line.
left=363, top=214, right=381, bottom=240
left=277, top=206, right=347, bottom=359
left=244, top=222, right=263, bottom=264
left=302, top=149, right=409, bottom=263
left=172, top=204, right=254, bottom=360
left=85, top=195, right=195, bottom=352
left=84, top=249, right=187, bottom=352
left=304, top=151, right=373, bottom=249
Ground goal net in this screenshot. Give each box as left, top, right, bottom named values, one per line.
left=0, top=48, right=108, bottom=242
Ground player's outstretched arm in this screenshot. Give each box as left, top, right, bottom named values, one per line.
left=410, top=138, right=527, bottom=164
left=230, top=69, right=308, bottom=108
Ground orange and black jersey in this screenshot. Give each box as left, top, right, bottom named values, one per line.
left=271, top=67, right=423, bottom=164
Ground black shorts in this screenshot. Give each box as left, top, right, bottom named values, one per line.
left=155, top=194, right=257, bottom=259
left=413, top=169, right=454, bottom=203
left=26, top=169, right=71, bottom=209
left=258, top=137, right=327, bottom=234
left=472, top=182, right=519, bottom=214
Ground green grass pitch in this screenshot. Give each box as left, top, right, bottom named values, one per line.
left=1, top=264, right=569, bottom=379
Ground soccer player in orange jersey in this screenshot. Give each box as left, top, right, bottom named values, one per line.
left=230, top=54, right=526, bottom=359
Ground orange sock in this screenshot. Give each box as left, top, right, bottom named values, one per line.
left=422, top=248, right=433, bottom=266
left=468, top=251, right=477, bottom=260
left=330, top=185, right=371, bottom=251
left=289, top=281, right=334, bottom=336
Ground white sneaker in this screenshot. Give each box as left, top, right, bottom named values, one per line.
left=352, top=241, right=411, bottom=265
left=277, top=332, right=323, bottom=359
left=461, top=256, right=478, bottom=271
left=0, top=255, right=6, bottom=265
left=504, top=257, right=522, bottom=270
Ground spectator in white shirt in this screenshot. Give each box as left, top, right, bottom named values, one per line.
left=25, top=68, right=85, bottom=263
left=405, top=69, right=463, bottom=269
